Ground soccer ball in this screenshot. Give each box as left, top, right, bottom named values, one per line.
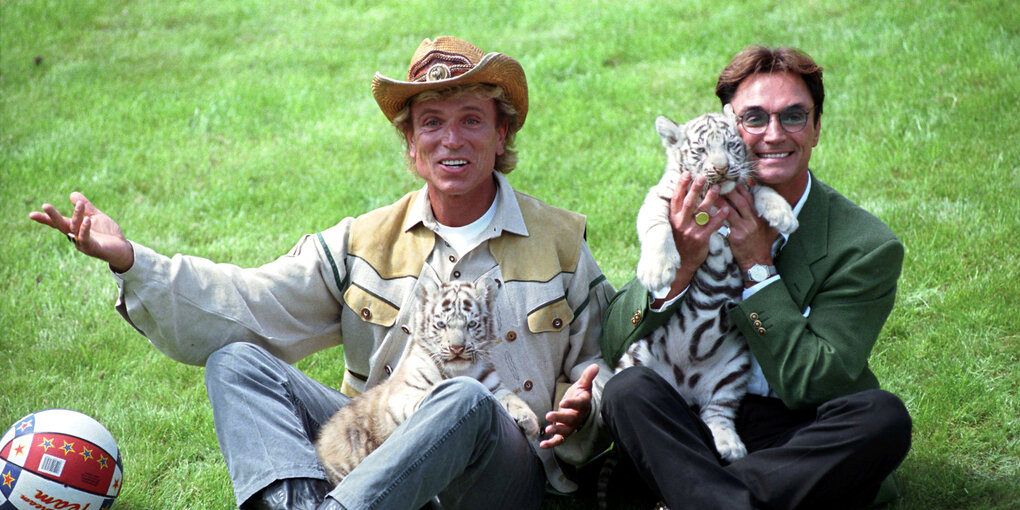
left=1, top=409, right=123, bottom=510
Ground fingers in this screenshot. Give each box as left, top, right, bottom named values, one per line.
left=539, top=434, right=564, bottom=449
left=42, top=203, right=71, bottom=233
left=77, top=216, right=92, bottom=250
left=28, top=205, right=60, bottom=229
left=70, top=191, right=100, bottom=216
left=70, top=199, right=86, bottom=238
left=539, top=416, right=576, bottom=449
left=574, top=364, right=599, bottom=391
left=724, top=183, right=755, bottom=220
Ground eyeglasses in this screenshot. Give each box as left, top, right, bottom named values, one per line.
left=736, top=106, right=814, bottom=135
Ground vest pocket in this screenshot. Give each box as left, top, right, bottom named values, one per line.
left=527, top=298, right=574, bottom=334
left=343, top=284, right=399, bottom=327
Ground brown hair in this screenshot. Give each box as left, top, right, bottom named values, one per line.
left=716, top=46, right=824, bottom=125
left=392, top=83, right=520, bottom=174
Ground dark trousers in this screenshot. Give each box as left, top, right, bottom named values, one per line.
left=601, top=366, right=912, bottom=510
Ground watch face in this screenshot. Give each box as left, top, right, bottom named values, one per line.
left=750, top=265, right=768, bottom=281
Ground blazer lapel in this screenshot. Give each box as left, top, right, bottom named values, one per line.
left=775, top=177, right=830, bottom=309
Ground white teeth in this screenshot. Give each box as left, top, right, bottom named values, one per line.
left=442, top=160, right=467, bottom=166
left=758, top=152, right=791, bottom=159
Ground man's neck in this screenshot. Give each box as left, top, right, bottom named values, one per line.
left=427, top=178, right=498, bottom=228
left=775, top=170, right=811, bottom=206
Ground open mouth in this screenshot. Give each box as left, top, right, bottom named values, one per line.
left=440, top=159, right=468, bottom=168
left=757, top=152, right=792, bottom=160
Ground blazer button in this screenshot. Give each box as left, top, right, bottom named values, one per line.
left=753, top=320, right=763, bottom=328
left=749, top=312, right=759, bottom=321
left=631, top=310, right=643, bottom=325
left=506, top=331, right=517, bottom=342
left=757, top=327, right=767, bottom=335
left=552, top=318, right=563, bottom=329
left=523, top=380, right=533, bottom=391
left=360, top=308, right=372, bottom=320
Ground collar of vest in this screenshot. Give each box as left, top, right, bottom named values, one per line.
left=348, top=188, right=587, bottom=283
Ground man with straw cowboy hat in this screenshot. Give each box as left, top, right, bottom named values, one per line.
left=31, top=36, right=618, bottom=509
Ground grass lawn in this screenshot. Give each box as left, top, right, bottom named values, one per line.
left=2, top=0, right=1018, bottom=508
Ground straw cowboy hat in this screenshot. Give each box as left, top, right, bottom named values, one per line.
left=371, top=36, right=528, bottom=132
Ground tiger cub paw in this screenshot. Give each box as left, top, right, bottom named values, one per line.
left=637, top=242, right=681, bottom=294
left=712, top=428, right=748, bottom=462
left=502, top=395, right=540, bottom=439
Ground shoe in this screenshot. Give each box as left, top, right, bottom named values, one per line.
left=241, top=477, right=333, bottom=510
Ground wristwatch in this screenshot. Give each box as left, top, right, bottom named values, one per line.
left=744, top=264, right=778, bottom=283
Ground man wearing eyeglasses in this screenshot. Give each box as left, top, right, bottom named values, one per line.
left=599, top=46, right=912, bottom=509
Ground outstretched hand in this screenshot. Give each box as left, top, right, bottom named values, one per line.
left=29, top=192, right=134, bottom=272
left=540, top=363, right=599, bottom=449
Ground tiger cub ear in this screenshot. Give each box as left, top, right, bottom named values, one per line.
left=475, top=277, right=500, bottom=308
left=722, top=103, right=737, bottom=123
left=415, top=277, right=441, bottom=302
left=655, top=115, right=682, bottom=148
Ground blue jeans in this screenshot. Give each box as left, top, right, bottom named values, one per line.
left=204, top=343, right=545, bottom=510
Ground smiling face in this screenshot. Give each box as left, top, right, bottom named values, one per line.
left=729, top=72, right=820, bottom=204
left=407, top=93, right=508, bottom=226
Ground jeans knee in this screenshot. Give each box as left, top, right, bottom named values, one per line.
left=204, top=342, right=274, bottom=387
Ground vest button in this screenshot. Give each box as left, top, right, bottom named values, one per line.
left=453, top=271, right=461, bottom=278
left=401, top=325, right=410, bottom=334
left=552, top=318, right=563, bottom=329
left=360, top=308, right=372, bottom=320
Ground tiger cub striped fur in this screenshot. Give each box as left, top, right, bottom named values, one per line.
left=315, top=278, right=539, bottom=484
left=626, top=106, right=798, bottom=461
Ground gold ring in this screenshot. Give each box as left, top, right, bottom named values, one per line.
left=695, top=211, right=710, bottom=226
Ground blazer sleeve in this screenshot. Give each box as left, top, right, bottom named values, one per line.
left=733, top=236, right=903, bottom=409
left=599, top=278, right=681, bottom=366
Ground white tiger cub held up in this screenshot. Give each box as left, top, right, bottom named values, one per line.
left=636, top=104, right=798, bottom=295
left=315, top=278, right=540, bottom=485
left=624, top=106, right=798, bottom=462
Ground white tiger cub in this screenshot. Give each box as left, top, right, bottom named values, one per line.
left=315, top=278, right=539, bottom=484
left=636, top=104, right=798, bottom=295
left=624, top=106, right=798, bottom=462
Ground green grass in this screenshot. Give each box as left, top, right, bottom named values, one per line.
left=3, top=0, right=1018, bottom=508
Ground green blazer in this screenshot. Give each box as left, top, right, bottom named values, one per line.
left=599, top=173, right=905, bottom=502
left=602, top=174, right=903, bottom=407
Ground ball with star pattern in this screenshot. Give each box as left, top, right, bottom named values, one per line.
left=1, top=409, right=122, bottom=510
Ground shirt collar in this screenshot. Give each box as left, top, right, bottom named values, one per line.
left=775, top=171, right=812, bottom=252
left=403, top=172, right=528, bottom=237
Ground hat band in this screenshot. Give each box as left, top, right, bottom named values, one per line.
left=408, top=50, right=475, bottom=82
